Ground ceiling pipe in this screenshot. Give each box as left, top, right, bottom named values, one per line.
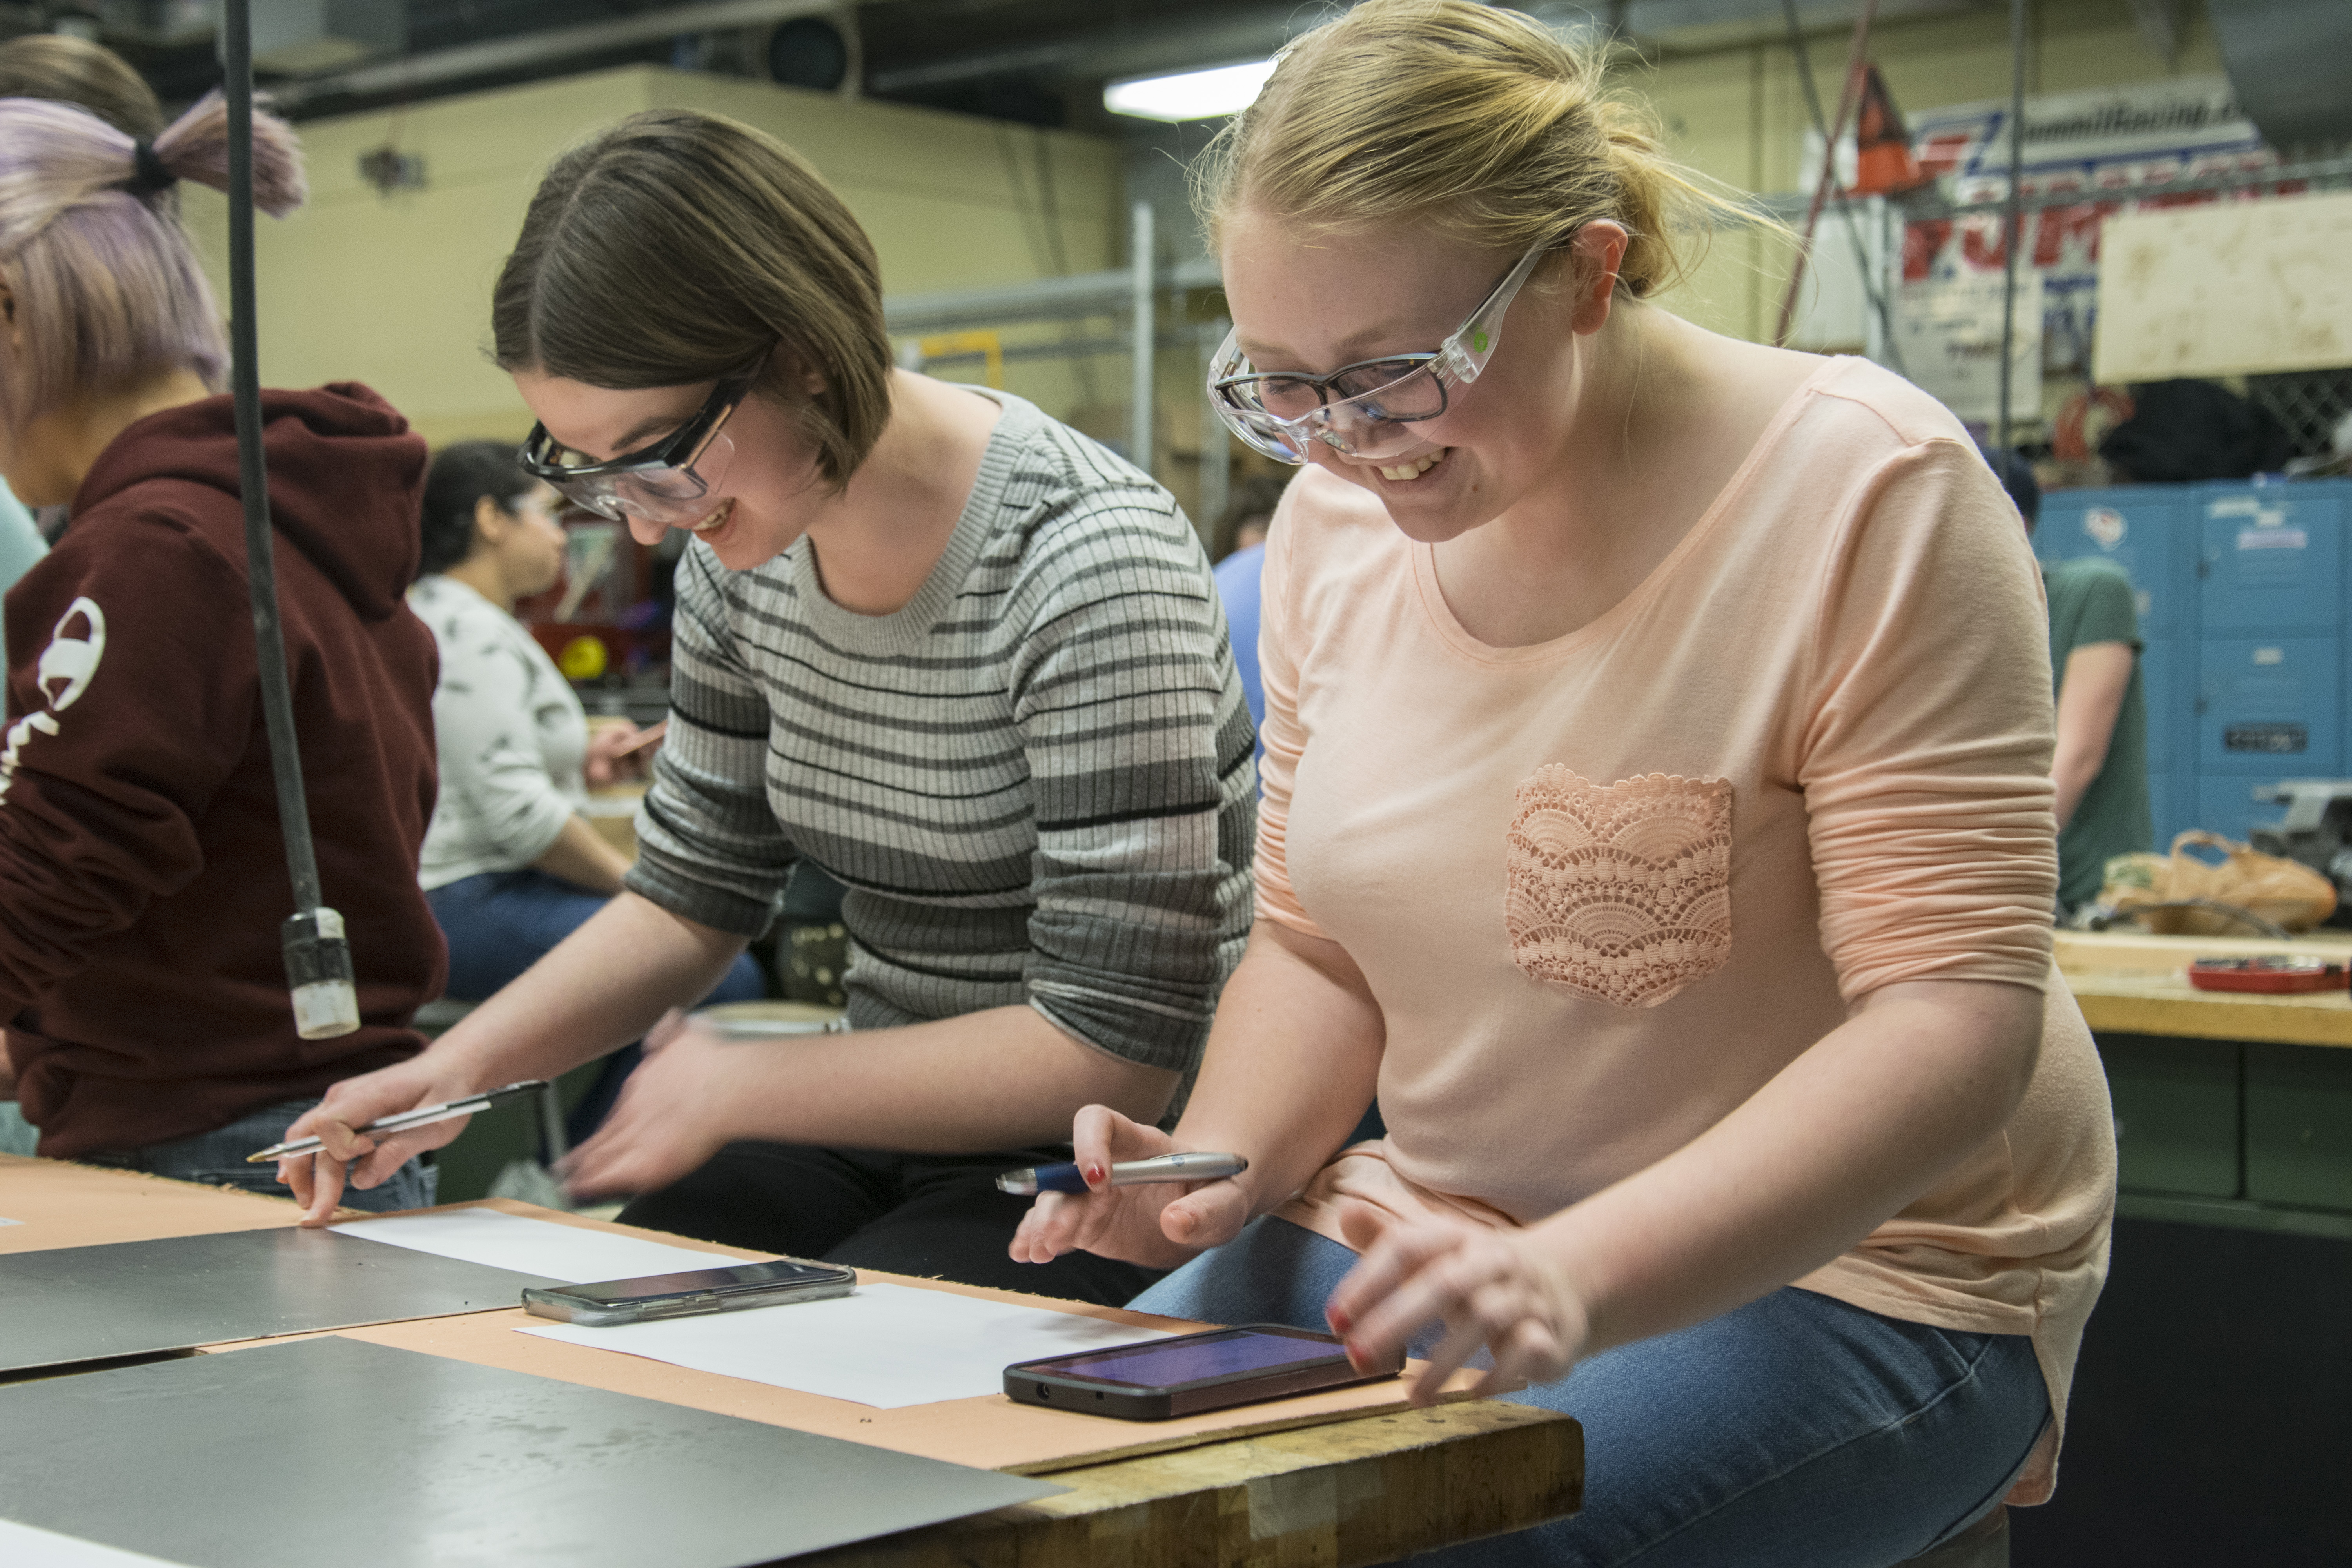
left=867, top=10, right=1299, bottom=95
left=266, top=0, right=847, bottom=107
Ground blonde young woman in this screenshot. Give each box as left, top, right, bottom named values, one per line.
left=1013, top=5, right=2116, bottom=1562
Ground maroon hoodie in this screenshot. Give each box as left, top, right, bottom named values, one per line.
left=1, top=384, right=445, bottom=1157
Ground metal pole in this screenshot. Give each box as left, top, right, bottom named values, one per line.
left=224, top=0, right=359, bottom=1039
left=1996, top=0, right=2027, bottom=450
left=1776, top=0, right=1904, bottom=373
left=1196, top=321, right=1231, bottom=552
left=1129, top=200, right=1155, bottom=477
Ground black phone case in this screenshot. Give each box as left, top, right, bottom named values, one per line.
left=1003, top=1325, right=1394, bottom=1420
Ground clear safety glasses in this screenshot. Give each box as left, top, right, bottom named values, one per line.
left=517, top=370, right=757, bottom=524
left=1207, top=237, right=1559, bottom=464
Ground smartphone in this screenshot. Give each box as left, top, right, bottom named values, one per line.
left=1004, top=1323, right=1396, bottom=1420
left=520, top=1259, right=856, bottom=1327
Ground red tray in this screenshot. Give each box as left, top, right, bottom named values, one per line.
left=2187, top=958, right=2349, bottom=994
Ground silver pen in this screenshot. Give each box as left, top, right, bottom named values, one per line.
left=245, top=1081, right=548, bottom=1163
left=996, top=1151, right=1249, bottom=1196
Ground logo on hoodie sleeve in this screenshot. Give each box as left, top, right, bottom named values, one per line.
left=1, top=597, right=107, bottom=801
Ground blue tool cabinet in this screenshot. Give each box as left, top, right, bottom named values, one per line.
left=2033, top=477, right=2351, bottom=853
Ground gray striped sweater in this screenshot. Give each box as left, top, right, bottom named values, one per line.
left=627, top=391, right=1256, bottom=1072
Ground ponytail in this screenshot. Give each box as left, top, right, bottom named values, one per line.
left=142, top=90, right=308, bottom=216
left=0, top=92, right=306, bottom=435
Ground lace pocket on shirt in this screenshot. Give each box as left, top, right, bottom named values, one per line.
left=1504, top=767, right=1733, bottom=1010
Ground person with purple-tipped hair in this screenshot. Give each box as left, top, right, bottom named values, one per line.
left=0, top=91, right=446, bottom=1207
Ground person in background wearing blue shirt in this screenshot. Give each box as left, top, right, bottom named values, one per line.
left=1209, top=473, right=1290, bottom=756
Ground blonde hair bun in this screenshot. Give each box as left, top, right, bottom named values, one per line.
left=1197, top=0, right=1746, bottom=298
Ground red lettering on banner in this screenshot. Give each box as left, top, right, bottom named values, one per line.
left=1903, top=219, right=1951, bottom=281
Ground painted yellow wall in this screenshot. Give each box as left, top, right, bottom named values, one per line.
left=1639, top=0, right=2230, bottom=342
left=182, top=66, right=1120, bottom=446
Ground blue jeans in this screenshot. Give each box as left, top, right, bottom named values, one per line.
left=82, top=1098, right=437, bottom=1214
left=427, top=869, right=766, bottom=1005
left=1131, top=1218, right=2049, bottom=1568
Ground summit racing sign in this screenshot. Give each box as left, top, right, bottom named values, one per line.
left=1901, top=77, right=2296, bottom=374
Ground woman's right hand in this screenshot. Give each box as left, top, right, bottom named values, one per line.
left=1008, top=1104, right=1254, bottom=1271
left=278, top=1053, right=485, bottom=1226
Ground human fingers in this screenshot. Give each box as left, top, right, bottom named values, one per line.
left=1009, top=1191, right=1079, bottom=1263
left=555, top=1079, right=710, bottom=1201
left=560, top=1123, right=711, bottom=1202
left=1067, top=1103, right=1172, bottom=1191
left=1406, top=1313, right=1495, bottom=1403
left=1474, top=1315, right=1571, bottom=1397
left=1340, top=1235, right=1508, bottom=1372
left=1324, top=1214, right=1456, bottom=1339
left=1398, top=1275, right=1547, bottom=1404
left=343, top=1118, right=466, bottom=1192
left=1156, top=1179, right=1249, bottom=1251
left=287, top=1150, right=344, bottom=1225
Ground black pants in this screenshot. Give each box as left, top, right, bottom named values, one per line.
left=617, top=1141, right=1164, bottom=1307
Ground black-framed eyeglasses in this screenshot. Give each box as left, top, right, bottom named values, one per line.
left=517, top=368, right=759, bottom=524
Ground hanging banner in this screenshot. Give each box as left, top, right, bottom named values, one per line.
left=1895, top=271, right=2042, bottom=425
left=1901, top=77, right=2296, bottom=376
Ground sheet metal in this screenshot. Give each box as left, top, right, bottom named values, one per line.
left=0, top=1335, right=1057, bottom=1567
left=0, top=1225, right=561, bottom=1374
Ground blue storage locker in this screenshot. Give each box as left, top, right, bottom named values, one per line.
left=2037, top=486, right=2190, bottom=637
left=2140, top=637, right=2174, bottom=772
left=2147, top=769, right=2179, bottom=847
left=2198, top=484, right=2343, bottom=635
left=2197, top=775, right=2279, bottom=847
left=2197, top=637, right=2342, bottom=774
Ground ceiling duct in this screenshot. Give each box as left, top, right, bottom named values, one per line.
left=2207, top=0, right=2352, bottom=150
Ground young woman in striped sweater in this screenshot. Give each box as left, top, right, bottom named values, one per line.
left=281, top=109, right=1256, bottom=1306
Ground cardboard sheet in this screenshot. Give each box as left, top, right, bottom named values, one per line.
left=333, top=1290, right=1484, bottom=1475
left=521, top=1279, right=1174, bottom=1407
left=0, top=1336, right=1056, bottom=1568
left=302, top=1203, right=1490, bottom=1474
left=0, top=1153, right=301, bottom=1255
left=332, top=1205, right=740, bottom=1283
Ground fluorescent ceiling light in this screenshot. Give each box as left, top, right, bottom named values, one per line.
left=1104, top=59, right=1276, bottom=122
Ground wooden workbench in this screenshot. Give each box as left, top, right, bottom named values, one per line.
left=2056, top=929, right=2352, bottom=1047
left=0, top=1166, right=1581, bottom=1564
left=2057, top=929, right=2352, bottom=1232
left=800, top=1400, right=1576, bottom=1568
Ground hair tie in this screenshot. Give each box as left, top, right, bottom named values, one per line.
left=123, top=141, right=179, bottom=198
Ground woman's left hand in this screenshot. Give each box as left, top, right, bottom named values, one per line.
left=557, top=1011, right=743, bottom=1200
left=1325, top=1202, right=1592, bottom=1405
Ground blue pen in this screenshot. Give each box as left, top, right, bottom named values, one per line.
left=996, top=1151, right=1249, bottom=1195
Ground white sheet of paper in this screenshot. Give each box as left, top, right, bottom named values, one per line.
left=330, top=1207, right=740, bottom=1284
left=0, top=1519, right=193, bottom=1568
left=519, top=1280, right=1172, bottom=1408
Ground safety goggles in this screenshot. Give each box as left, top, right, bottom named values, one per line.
left=517, top=369, right=757, bottom=524
left=1208, top=237, right=1559, bottom=464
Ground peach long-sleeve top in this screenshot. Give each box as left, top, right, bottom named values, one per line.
left=1258, top=358, right=2115, bottom=1504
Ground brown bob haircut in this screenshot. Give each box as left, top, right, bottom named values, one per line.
left=492, top=109, right=893, bottom=491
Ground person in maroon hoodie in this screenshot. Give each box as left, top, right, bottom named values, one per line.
left=0, top=91, right=445, bottom=1208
